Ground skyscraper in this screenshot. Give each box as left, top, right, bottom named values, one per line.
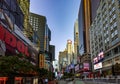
left=59, top=49, right=68, bottom=72
left=78, top=0, right=93, bottom=77
left=29, top=13, right=46, bottom=51
left=74, top=19, right=79, bottom=64
left=17, top=0, right=31, bottom=36
left=78, top=0, right=85, bottom=55
left=91, top=0, right=100, bottom=22
left=49, top=45, right=55, bottom=61
left=67, top=40, right=73, bottom=65
left=90, top=0, right=120, bottom=77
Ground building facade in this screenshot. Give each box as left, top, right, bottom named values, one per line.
left=78, top=0, right=85, bottom=55
left=49, top=45, right=55, bottom=61
left=29, top=12, right=47, bottom=52
left=0, top=0, right=38, bottom=65
left=78, top=0, right=95, bottom=78
left=45, top=24, right=51, bottom=52
left=29, top=13, right=53, bottom=70
left=17, top=0, right=32, bottom=37
left=91, top=0, right=100, bottom=22
left=78, top=0, right=91, bottom=55
left=67, top=40, right=73, bottom=65
left=74, top=19, right=79, bottom=64
left=59, top=50, right=68, bottom=72
left=90, top=0, right=120, bottom=77
left=0, top=0, right=24, bottom=30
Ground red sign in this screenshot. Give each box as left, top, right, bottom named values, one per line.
left=83, top=63, right=89, bottom=71
left=0, top=25, right=29, bottom=56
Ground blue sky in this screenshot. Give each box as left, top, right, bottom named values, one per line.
left=30, top=0, right=80, bottom=59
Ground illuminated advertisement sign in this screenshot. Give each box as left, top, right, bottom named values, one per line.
left=93, top=52, right=104, bottom=64
left=94, top=62, right=102, bottom=70
left=98, top=52, right=104, bottom=61
left=0, top=25, right=29, bottom=56
left=39, top=54, right=45, bottom=68
left=0, top=25, right=38, bottom=61
left=83, top=63, right=89, bottom=70
left=75, top=64, right=79, bottom=72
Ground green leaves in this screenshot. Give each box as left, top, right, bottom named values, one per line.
left=0, top=56, right=36, bottom=76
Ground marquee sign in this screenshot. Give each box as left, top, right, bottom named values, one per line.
left=0, top=25, right=29, bottom=56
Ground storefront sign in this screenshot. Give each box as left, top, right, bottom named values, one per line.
left=0, top=25, right=29, bottom=56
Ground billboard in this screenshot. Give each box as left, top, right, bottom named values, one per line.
left=83, top=63, right=89, bottom=70
left=98, top=52, right=104, bottom=61
left=94, top=62, right=102, bottom=70
left=93, top=52, right=104, bottom=64
left=39, top=54, right=45, bottom=68
left=75, top=64, right=79, bottom=72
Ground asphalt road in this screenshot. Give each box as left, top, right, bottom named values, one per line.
left=58, top=79, right=86, bottom=84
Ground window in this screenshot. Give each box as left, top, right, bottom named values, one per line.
left=114, top=47, right=118, bottom=54
left=112, top=0, right=114, bottom=4
left=114, top=22, right=117, bottom=27
left=115, top=30, right=118, bottom=35
left=113, top=14, right=116, bottom=20
left=111, top=33, right=114, bottom=38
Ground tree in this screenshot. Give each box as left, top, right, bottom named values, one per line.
left=0, top=55, right=37, bottom=76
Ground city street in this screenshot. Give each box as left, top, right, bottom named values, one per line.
left=74, top=80, right=86, bottom=84
left=1, top=0, right=120, bottom=84
left=58, top=79, right=86, bottom=84
left=57, top=78, right=120, bottom=84
left=58, top=80, right=67, bottom=84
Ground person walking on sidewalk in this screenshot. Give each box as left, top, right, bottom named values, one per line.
left=45, top=78, right=48, bottom=84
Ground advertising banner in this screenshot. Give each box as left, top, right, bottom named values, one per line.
left=83, top=63, right=89, bottom=70
left=0, top=25, right=38, bottom=64
left=93, top=52, right=104, bottom=64
left=94, top=62, right=102, bottom=70
left=75, top=64, right=79, bottom=72
left=39, top=54, right=45, bottom=68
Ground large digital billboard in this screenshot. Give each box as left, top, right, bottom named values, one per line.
left=83, top=63, right=89, bottom=70
left=93, top=52, right=104, bottom=64
left=94, top=62, right=102, bottom=70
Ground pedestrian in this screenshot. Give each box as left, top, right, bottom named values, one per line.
left=45, top=78, right=48, bottom=84
left=38, top=79, right=43, bottom=84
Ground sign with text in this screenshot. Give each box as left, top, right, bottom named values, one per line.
left=93, top=52, right=104, bottom=64
left=94, top=62, right=102, bottom=70
left=39, top=54, right=45, bottom=68
left=83, top=63, right=89, bottom=70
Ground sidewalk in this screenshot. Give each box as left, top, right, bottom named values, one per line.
left=48, top=80, right=58, bottom=84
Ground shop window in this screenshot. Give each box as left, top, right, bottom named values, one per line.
left=118, top=46, right=120, bottom=52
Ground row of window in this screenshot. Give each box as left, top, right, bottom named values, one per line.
left=104, top=45, right=120, bottom=60
left=90, top=0, right=120, bottom=59
left=0, top=0, right=24, bottom=30
left=29, top=16, right=39, bottom=31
